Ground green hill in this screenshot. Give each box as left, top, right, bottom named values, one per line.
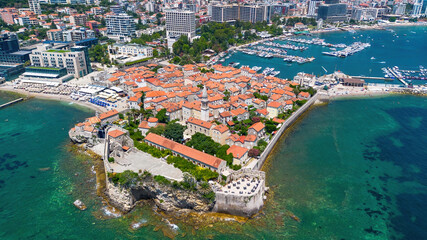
left=0, top=0, right=29, bottom=8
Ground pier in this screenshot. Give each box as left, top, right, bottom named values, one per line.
left=0, top=98, right=24, bottom=109
left=386, top=67, right=409, bottom=86
left=350, top=76, right=393, bottom=80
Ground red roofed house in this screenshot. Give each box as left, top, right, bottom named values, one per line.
left=298, top=91, right=310, bottom=100
left=227, top=145, right=249, bottom=165
left=248, top=122, right=266, bottom=140
left=267, top=101, right=282, bottom=119
left=144, top=133, right=226, bottom=173
left=98, top=109, right=119, bottom=124
left=128, top=95, right=141, bottom=109
left=138, top=117, right=165, bottom=136
left=186, top=117, right=213, bottom=137
left=211, top=124, right=230, bottom=145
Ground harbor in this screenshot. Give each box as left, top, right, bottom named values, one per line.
left=219, top=26, right=427, bottom=85
left=321, top=42, right=371, bottom=58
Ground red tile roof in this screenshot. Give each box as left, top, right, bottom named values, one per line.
left=249, top=122, right=265, bottom=132
left=108, top=129, right=125, bottom=138
left=99, top=109, right=118, bottom=120
left=144, top=133, right=225, bottom=169
left=227, top=145, right=248, bottom=159
left=213, top=124, right=229, bottom=133
left=187, top=117, right=212, bottom=129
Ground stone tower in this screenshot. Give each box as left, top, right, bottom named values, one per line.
left=201, top=86, right=209, bottom=122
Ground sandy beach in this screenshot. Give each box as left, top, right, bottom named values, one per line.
left=0, top=86, right=105, bottom=113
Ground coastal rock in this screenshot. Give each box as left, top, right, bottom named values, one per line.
left=105, top=177, right=213, bottom=214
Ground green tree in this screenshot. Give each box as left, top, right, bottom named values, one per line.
left=164, top=123, right=186, bottom=142
left=155, top=108, right=168, bottom=123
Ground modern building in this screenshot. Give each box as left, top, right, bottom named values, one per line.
left=47, top=29, right=64, bottom=41
left=29, top=44, right=90, bottom=78
left=411, top=0, right=423, bottom=17
left=392, top=3, right=406, bottom=15
left=210, top=4, right=271, bottom=23
left=110, top=5, right=125, bottom=14
left=70, top=14, right=88, bottom=27
left=165, top=9, right=196, bottom=50
left=0, top=33, right=31, bottom=64
left=108, top=43, right=153, bottom=58
left=47, top=28, right=96, bottom=42
left=108, top=43, right=153, bottom=64
left=317, top=2, right=347, bottom=22
left=307, top=0, right=322, bottom=17
left=63, top=28, right=95, bottom=42
left=28, top=0, right=41, bottom=15
left=0, top=63, right=25, bottom=81
left=106, top=13, right=136, bottom=42
left=351, top=8, right=378, bottom=21
left=21, top=66, right=72, bottom=83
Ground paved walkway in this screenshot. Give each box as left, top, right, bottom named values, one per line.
left=111, top=150, right=183, bottom=181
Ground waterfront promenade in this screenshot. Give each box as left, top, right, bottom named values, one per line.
left=252, top=93, right=319, bottom=170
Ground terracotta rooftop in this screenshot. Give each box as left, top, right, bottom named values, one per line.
left=108, top=129, right=125, bottom=138
left=227, top=145, right=248, bottom=159
left=249, top=122, right=265, bottom=132
left=144, top=133, right=225, bottom=169
left=99, top=109, right=118, bottom=120
left=187, top=117, right=212, bottom=129
left=213, top=124, right=229, bottom=133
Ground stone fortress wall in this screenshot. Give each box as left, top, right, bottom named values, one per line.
left=213, top=168, right=266, bottom=217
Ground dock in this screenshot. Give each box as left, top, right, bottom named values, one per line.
left=0, top=98, right=24, bottom=109
left=351, top=76, right=394, bottom=81
left=386, top=67, right=409, bottom=86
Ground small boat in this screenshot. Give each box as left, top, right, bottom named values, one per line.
left=370, top=57, right=375, bottom=60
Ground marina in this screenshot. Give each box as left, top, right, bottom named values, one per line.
left=239, top=48, right=315, bottom=64
left=322, top=42, right=371, bottom=58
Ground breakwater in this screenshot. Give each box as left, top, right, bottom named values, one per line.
left=254, top=93, right=319, bottom=170
left=0, top=98, right=23, bottom=109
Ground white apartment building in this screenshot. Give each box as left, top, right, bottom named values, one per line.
left=47, top=29, right=64, bottom=41
left=63, top=28, right=95, bottom=41
left=29, top=45, right=89, bottom=77
left=106, top=13, right=136, bottom=42
left=351, top=8, right=379, bottom=21
left=108, top=43, right=153, bottom=58
left=165, top=9, right=196, bottom=50
left=28, top=0, right=41, bottom=15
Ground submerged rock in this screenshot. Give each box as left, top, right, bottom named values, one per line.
left=73, top=199, right=87, bottom=210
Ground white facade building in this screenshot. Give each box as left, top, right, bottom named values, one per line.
left=165, top=9, right=196, bottom=50
left=108, top=43, right=153, bottom=58
left=28, top=0, right=41, bottom=15
left=411, top=0, right=423, bottom=17
left=29, top=45, right=90, bottom=78
left=106, top=13, right=136, bottom=42
left=351, top=8, right=379, bottom=21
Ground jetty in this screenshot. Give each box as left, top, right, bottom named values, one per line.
left=350, top=76, right=393, bottom=81
left=386, top=67, right=408, bottom=86
left=0, top=98, right=24, bottom=109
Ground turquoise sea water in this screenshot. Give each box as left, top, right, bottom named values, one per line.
left=223, top=26, right=427, bottom=85
left=1, top=26, right=427, bottom=239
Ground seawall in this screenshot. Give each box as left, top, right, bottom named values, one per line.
left=254, top=93, right=319, bottom=170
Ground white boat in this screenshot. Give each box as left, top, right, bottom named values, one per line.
left=371, top=57, right=376, bottom=60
